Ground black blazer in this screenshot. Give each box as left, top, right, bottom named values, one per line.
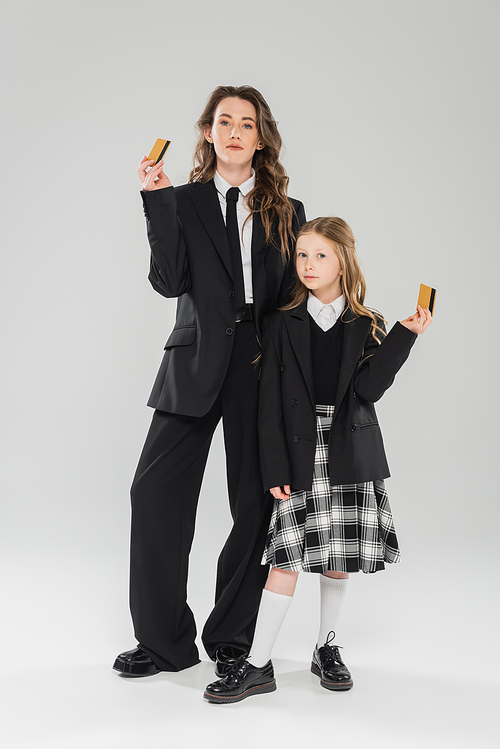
left=141, top=182, right=306, bottom=416
left=258, top=302, right=418, bottom=491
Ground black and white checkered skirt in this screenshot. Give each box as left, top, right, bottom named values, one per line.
left=262, top=405, right=401, bottom=574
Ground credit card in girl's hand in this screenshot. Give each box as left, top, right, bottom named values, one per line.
left=148, top=138, right=171, bottom=164
left=417, top=284, right=436, bottom=315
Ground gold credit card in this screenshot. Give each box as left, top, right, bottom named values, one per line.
left=147, top=138, right=171, bottom=164
left=417, top=284, right=436, bottom=315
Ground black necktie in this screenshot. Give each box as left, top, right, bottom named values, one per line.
left=225, top=187, right=246, bottom=310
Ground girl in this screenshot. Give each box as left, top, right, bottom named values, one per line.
left=113, top=86, right=305, bottom=678
left=204, top=216, right=431, bottom=702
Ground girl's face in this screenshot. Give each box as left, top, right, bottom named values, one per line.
left=204, top=97, right=264, bottom=172
left=296, top=232, right=343, bottom=303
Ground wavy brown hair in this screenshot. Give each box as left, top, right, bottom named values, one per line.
left=282, top=217, right=386, bottom=344
left=189, top=85, right=296, bottom=262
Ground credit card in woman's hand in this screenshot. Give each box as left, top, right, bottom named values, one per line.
left=417, top=284, right=436, bottom=315
left=148, top=138, right=171, bottom=164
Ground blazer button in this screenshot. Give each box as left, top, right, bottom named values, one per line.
left=226, top=327, right=234, bottom=336
left=281, top=365, right=287, bottom=373
left=350, top=423, right=358, bottom=432
left=292, top=435, right=300, bottom=443
left=353, top=392, right=357, bottom=398
left=290, top=399, right=298, bottom=407
left=229, top=290, right=235, bottom=298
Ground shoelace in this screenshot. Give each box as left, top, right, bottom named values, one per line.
left=320, top=631, right=344, bottom=663
left=223, top=653, right=250, bottom=681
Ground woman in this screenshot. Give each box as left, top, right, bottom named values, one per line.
left=113, top=86, right=306, bottom=676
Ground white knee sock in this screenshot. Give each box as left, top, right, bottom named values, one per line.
left=317, top=575, right=348, bottom=646
left=248, top=589, right=293, bottom=667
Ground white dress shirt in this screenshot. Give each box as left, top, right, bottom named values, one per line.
left=213, top=170, right=255, bottom=304
left=307, top=292, right=346, bottom=332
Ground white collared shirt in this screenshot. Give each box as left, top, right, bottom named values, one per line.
left=213, top=169, right=255, bottom=303
left=307, top=292, right=346, bottom=332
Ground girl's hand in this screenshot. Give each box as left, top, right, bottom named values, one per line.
left=270, top=485, right=291, bottom=501
left=138, top=156, right=172, bottom=191
left=400, top=305, right=432, bottom=335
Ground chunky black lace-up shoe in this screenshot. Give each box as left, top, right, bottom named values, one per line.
left=311, top=631, right=353, bottom=691
left=204, top=656, right=276, bottom=703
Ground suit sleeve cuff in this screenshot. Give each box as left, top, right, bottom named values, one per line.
left=141, top=186, right=175, bottom=215
left=391, top=320, right=418, bottom=345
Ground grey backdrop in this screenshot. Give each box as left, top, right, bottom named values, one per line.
left=2, top=1, right=499, bottom=747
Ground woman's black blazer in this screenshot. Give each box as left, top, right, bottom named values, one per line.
left=141, top=182, right=306, bottom=417
left=258, top=301, right=418, bottom=491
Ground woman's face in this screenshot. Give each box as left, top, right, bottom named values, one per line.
left=296, top=232, right=343, bottom=303
left=204, top=97, right=263, bottom=171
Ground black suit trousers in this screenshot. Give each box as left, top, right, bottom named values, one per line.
left=129, top=321, right=272, bottom=671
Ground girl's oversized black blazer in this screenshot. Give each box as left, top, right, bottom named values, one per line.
left=141, top=182, right=305, bottom=417
left=258, top=301, right=418, bottom=492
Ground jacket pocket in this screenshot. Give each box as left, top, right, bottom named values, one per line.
left=164, top=326, right=196, bottom=349
left=360, top=421, right=379, bottom=431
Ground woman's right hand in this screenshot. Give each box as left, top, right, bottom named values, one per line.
left=138, top=156, right=172, bottom=191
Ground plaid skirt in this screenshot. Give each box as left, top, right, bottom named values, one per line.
left=261, top=405, right=401, bottom=574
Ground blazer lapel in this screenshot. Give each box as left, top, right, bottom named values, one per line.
left=283, top=301, right=315, bottom=408
left=251, top=205, right=271, bottom=302
left=189, top=181, right=233, bottom=280
left=334, top=309, right=371, bottom=413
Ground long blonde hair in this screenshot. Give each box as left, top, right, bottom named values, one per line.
left=282, top=217, right=386, bottom=343
left=189, top=85, right=297, bottom=262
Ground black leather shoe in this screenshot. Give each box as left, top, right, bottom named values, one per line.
left=113, top=646, right=161, bottom=677
left=214, top=645, right=249, bottom=678
left=311, top=632, right=353, bottom=691
left=204, top=656, right=276, bottom=703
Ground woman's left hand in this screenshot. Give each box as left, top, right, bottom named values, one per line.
left=400, top=305, right=432, bottom=335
